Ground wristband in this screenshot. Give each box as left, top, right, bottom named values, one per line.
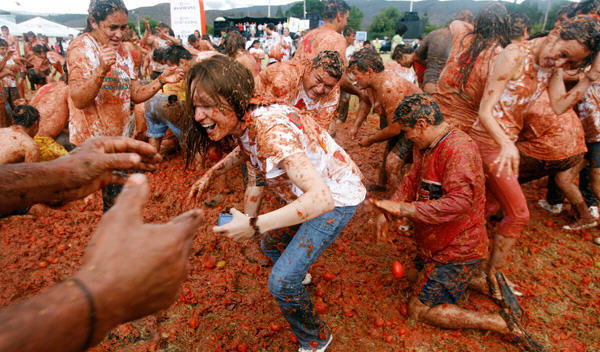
left=70, top=278, right=96, bottom=351
left=249, top=216, right=261, bottom=236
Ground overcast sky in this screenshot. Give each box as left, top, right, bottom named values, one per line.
left=2, top=0, right=301, bottom=14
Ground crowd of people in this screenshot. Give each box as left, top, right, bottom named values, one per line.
left=0, top=0, right=599, bottom=351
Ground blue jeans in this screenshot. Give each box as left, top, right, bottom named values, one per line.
left=261, top=205, right=357, bottom=349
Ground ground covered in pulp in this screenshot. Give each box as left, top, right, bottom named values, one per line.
left=1, top=109, right=599, bottom=352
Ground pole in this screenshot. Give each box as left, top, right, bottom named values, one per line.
left=543, top=0, right=551, bottom=30
left=268, top=0, right=271, bottom=17
left=304, top=0, right=306, bottom=19
left=410, top=0, right=414, bottom=12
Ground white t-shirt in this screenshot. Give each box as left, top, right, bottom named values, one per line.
left=239, top=104, right=365, bottom=207
left=281, top=36, right=294, bottom=61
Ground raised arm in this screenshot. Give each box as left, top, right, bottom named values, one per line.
left=548, top=57, right=600, bottom=114
left=130, top=66, right=184, bottom=104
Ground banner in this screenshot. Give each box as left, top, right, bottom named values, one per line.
left=170, top=0, right=206, bottom=41
left=288, top=17, right=310, bottom=34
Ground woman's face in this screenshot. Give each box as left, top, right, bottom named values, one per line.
left=91, top=10, right=128, bottom=50
left=539, top=33, right=591, bottom=68
left=193, top=85, right=240, bottom=141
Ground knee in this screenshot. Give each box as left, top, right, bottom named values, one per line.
left=268, top=271, right=289, bottom=298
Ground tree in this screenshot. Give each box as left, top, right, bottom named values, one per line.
left=347, top=5, right=363, bottom=31
left=287, top=0, right=325, bottom=18
left=368, top=6, right=403, bottom=40
left=276, top=6, right=284, bottom=18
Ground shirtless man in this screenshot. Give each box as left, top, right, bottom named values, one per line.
left=293, top=0, right=349, bottom=66
left=255, top=50, right=344, bottom=131
left=414, top=10, right=473, bottom=94
left=142, top=20, right=178, bottom=80
left=1, top=26, right=19, bottom=52
left=0, top=39, right=18, bottom=126
left=0, top=105, right=40, bottom=164
left=346, top=48, right=422, bottom=191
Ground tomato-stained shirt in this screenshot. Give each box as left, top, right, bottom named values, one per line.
left=67, top=33, right=137, bottom=145
left=392, top=128, right=488, bottom=263
left=577, top=82, right=600, bottom=143
left=238, top=104, right=366, bottom=207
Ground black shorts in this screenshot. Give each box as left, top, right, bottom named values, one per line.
left=518, top=152, right=584, bottom=183
left=585, top=142, right=600, bottom=169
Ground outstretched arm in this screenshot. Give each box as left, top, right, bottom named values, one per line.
left=0, top=175, right=202, bottom=352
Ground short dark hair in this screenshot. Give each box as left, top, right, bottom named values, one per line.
left=324, top=0, right=350, bottom=20
left=343, top=26, right=356, bottom=37
left=27, top=69, right=47, bottom=85
left=165, top=45, right=193, bottom=65
left=392, top=44, right=414, bottom=60
left=311, top=50, right=344, bottom=80
left=156, top=22, right=170, bottom=29
left=188, top=34, right=197, bottom=44
left=266, top=23, right=275, bottom=31
left=1, top=25, right=7, bottom=30
left=393, top=94, right=444, bottom=127
left=153, top=48, right=166, bottom=62
left=12, top=105, right=40, bottom=128
left=395, top=22, right=407, bottom=36
left=32, top=44, right=47, bottom=54
left=0, top=39, right=7, bottom=47
left=349, top=47, right=384, bottom=73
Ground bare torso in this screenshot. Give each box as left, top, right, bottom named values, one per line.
left=0, top=126, right=40, bottom=164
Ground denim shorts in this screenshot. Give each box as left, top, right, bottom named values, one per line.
left=413, top=256, right=482, bottom=307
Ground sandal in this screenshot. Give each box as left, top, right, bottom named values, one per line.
left=496, top=272, right=524, bottom=320
left=499, top=309, right=545, bottom=352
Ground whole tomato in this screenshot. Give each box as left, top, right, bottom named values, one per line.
left=392, top=261, right=404, bottom=279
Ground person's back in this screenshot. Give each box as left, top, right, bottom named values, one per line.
left=415, top=27, right=452, bottom=93
left=0, top=105, right=40, bottom=164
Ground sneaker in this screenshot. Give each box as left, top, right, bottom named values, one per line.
left=298, top=334, right=333, bottom=352
left=538, top=199, right=563, bottom=214
left=563, top=218, right=598, bottom=231
left=590, top=206, right=599, bottom=219
left=302, top=273, right=312, bottom=285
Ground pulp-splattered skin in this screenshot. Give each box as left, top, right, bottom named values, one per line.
left=255, top=61, right=339, bottom=130
left=384, top=61, right=417, bottom=85
left=0, top=126, right=40, bottom=164
left=67, top=33, right=138, bottom=145
left=31, top=81, right=69, bottom=138
left=434, top=20, right=502, bottom=133
left=415, top=27, right=453, bottom=86
left=292, top=25, right=347, bottom=67
left=234, top=50, right=260, bottom=77
left=470, top=40, right=552, bottom=147
left=577, top=81, right=600, bottom=143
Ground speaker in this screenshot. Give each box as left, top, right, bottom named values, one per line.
left=399, top=12, right=424, bottom=40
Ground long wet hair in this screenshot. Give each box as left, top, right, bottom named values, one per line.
left=224, top=31, right=246, bottom=57
left=85, top=0, right=128, bottom=33
left=457, top=2, right=511, bottom=92
left=558, top=15, right=600, bottom=68
left=182, top=55, right=255, bottom=165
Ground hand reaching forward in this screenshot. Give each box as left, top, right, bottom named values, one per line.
left=74, top=174, right=203, bottom=343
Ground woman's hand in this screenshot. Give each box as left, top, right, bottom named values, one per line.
left=493, top=141, right=520, bottom=178
left=189, top=169, right=214, bottom=201
left=159, top=66, right=184, bottom=84
left=99, top=45, right=116, bottom=74
left=213, top=208, right=255, bottom=242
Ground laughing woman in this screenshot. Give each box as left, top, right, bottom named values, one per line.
left=186, top=55, right=365, bottom=352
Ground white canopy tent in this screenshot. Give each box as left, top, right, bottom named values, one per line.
left=15, top=17, right=79, bottom=38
